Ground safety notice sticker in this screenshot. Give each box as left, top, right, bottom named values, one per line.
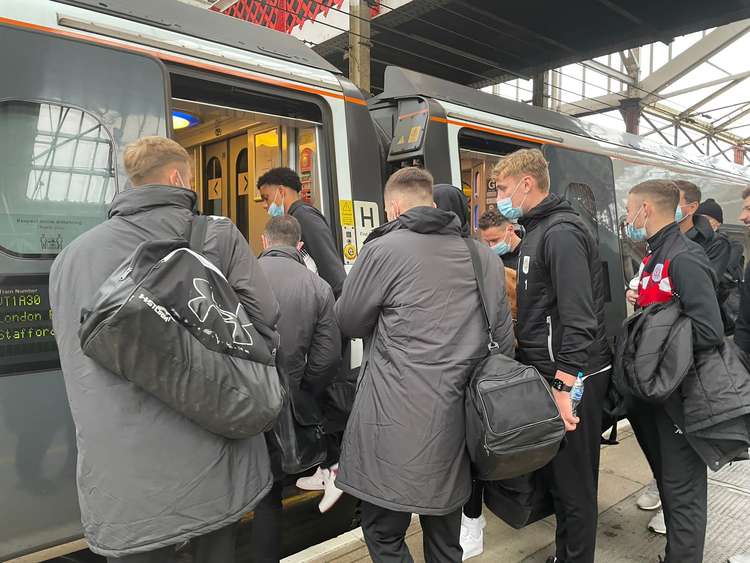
left=339, top=200, right=355, bottom=227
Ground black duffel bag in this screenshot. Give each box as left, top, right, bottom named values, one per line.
left=79, top=215, right=284, bottom=439
left=464, top=239, right=565, bottom=481
left=268, top=383, right=327, bottom=475
left=483, top=472, right=554, bottom=529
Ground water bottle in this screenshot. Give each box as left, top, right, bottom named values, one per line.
left=571, top=371, right=585, bottom=416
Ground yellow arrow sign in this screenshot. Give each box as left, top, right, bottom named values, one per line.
left=208, top=179, right=222, bottom=200
left=238, top=173, right=249, bottom=196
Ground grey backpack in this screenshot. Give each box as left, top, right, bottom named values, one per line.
left=464, top=239, right=565, bottom=481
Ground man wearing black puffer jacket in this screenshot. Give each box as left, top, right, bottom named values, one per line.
left=624, top=179, right=724, bottom=563
left=493, top=149, right=611, bottom=563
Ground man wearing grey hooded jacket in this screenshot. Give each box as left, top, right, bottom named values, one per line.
left=334, top=167, right=515, bottom=562
left=50, top=136, right=280, bottom=563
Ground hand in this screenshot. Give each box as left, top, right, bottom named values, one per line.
left=626, top=289, right=638, bottom=305
left=552, top=370, right=579, bottom=432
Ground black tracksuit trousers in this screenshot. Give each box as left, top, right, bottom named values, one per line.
left=360, top=501, right=463, bottom=563
left=541, top=370, right=609, bottom=563
left=630, top=399, right=707, bottom=563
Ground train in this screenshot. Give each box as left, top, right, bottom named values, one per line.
left=1, top=0, right=748, bottom=561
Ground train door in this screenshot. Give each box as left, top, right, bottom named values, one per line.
left=228, top=134, right=250, bottom=241
left=204, top=140, right=228, bottom=217
left=543, top=146, right=626, bottom=338
left=0, top=23, right=168, bottom=561
left=457, top=130, right=538, bottom=237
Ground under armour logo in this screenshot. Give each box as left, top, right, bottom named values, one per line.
left=187, top=278, right=254, bottom=346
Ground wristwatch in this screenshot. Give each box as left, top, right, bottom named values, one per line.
left=551, top=378, right=573, bottom=392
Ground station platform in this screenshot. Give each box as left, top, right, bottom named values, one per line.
left=283, top=423, right=750, bottom=563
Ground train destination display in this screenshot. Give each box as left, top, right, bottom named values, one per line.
left=0, top=274, right=59, bottom=375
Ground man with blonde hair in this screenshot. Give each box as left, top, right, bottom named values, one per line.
left=50, top=136, right=279, bottom=562
left=495, top=148, right=611, bottom=563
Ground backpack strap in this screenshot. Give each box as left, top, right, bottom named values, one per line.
left=188, top=215, right=209, bottom=253
left=463, top=238, right=499, bottom=353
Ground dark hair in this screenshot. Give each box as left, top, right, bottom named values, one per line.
left=630, top=180, right=680, bottom=213
left=743, top=186, right=750, bottom=200
left=257, top=167, right=302, bottom=192
left=478, top=209, right=511, bottom=230
left=673, top=180, right=701, bottom=204
left=264, top=215, right=302, bottom=247
left=384, top=167, right=434, bottom=201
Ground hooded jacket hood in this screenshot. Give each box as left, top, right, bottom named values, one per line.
left=365, top=206, right=461, bottom=244
left=518, top=193, right=576, bottom=232
left=109, top=185, right=197, bottom=218
left=433, top=184, right=469, bottom=237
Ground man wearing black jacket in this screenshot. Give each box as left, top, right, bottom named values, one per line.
left=494, top=149, right=611, bottom=563
left=734, top=187, right=750, bottom=353
left=257, top=167, right=346, bottom=298
left=253, top=216, right=341, bottom=561
left=624, top=180, right=723, bottom=563
left=675, top=180, right=731, bottom=279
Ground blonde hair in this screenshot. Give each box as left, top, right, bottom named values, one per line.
left=493, top=148, right=550, bottom=192
left=123, top=136, right=190, bottom=186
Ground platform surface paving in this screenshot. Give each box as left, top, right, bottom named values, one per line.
left=284, top=423, right=750, bottom=563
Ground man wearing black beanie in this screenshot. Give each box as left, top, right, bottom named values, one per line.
left=696, top=197, right=745, bottom=335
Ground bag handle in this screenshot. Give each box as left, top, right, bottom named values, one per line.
left=186, top=215, right=209, bottom=253
left=463, top=238, right=499, bottom=352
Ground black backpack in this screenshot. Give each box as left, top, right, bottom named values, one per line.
left=719, top=238, right=745, bottom=335
left=79, top=215, right=284, bottom=439
left=463, top=239, right=565, bottom=481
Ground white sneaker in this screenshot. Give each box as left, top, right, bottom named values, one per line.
left=648, top=509, right=666, bottom=535
left=318, top=464, right=343, bottom=513
left=295, top=467, right=328, bottom=491
left=460, top=514, right=486, bottom=561
left=636, top=479, right=662, bottom=511
left=728, top=554, right=750, bottom=563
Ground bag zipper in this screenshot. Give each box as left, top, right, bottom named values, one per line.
left=546, top=315, right=555, bottom=362
left=475, top=371, right=561, bottom=437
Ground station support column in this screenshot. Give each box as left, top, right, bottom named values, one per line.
left=349, top=0, right=371, bottom=93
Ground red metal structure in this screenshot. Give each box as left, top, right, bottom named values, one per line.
left=218, top=0, right=380, bottom=34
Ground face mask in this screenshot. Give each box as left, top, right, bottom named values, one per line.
left=491, top=241, right=511, bottom=256
left=175, top=170, right=190, bottom=190
left=267, top=190, right=284, bottom=217
left=626, top=206, right=647, bottom=242
left=497, top=179, right=526, bottom=220
left=675, top=206, right=684, bottom=222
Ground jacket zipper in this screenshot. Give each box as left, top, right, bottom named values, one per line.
left=546, top=315, right=555, bottom=362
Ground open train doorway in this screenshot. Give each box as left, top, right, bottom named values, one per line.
left=458, top=130, right=538, bottom=236
left=169, top=72, right=329, bottom=256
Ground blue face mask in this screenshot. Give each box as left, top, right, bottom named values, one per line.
left=626, top=207, right=647, bottom=242
left=497, top=179, right=526, bottom=220
left=675, top=206, right=684, bottom=223
left=267, top=190, right=284, bottom=217
left=491, top=241, right=511, bottom=256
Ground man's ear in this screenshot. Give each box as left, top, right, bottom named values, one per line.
left=261, top=234, right=269, bottom=250
left=296, top=241, right=303, bottom=251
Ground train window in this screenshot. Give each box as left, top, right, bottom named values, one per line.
left=0, top=101, right=115, bottom=257
left=564, top=182, right=599, bottom=243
